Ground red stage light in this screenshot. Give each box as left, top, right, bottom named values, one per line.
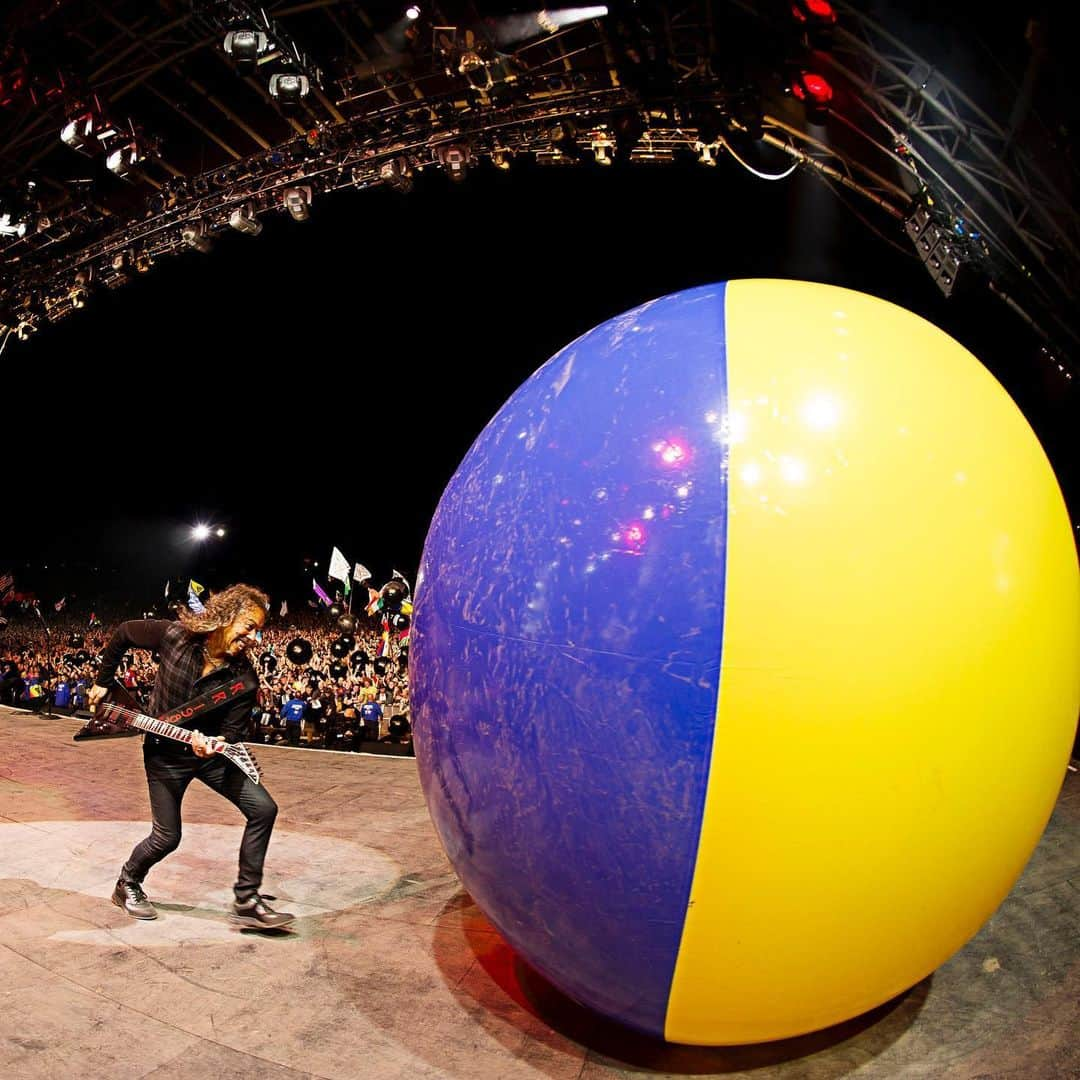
left=624, top=523, right=647, bottom=549
left=791, top=0, right=837, bottom=25
left=792, top=72, right=833, bottom=107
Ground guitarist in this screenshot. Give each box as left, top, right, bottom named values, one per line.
left=88, top=584, right=294, bottom=929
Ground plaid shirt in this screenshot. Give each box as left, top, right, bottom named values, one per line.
left=95, top=619, right=256, bottom=747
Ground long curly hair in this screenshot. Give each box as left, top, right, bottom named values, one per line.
left=176, top=583, right=270, bottom=635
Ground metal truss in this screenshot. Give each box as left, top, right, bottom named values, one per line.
left=822, top=0, right=1079, bottom=348
left=1, top=0, right=1077, bottom=366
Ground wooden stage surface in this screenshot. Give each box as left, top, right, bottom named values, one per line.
left=1, top=708, right=1077, bottom=1079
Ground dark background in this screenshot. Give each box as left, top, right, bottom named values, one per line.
left=2, top=149, right=1075, bottom=611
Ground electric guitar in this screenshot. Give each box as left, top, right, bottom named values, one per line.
left=74, top=682, right=262, bottom=785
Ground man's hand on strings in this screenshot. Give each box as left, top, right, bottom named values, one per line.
left=88, top=685, right=108, bottom=712
left=191, top=731, right=224, bottom=757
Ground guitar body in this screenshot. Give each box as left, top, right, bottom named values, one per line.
left=73, top=682, right=144, bottom=740
left=74, top=683, right=262, bottom=784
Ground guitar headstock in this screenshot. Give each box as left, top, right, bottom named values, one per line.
left=221, top=742, right=262, bottom=785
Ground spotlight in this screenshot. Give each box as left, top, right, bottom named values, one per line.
left=215, top=527, right=226, bottom=538
left=105, top=139, right=145, bottom=180
left=458, top=50, right=493, bottom=92
left=228, top=203, right=263, bottom=235
left=60, top=112, right=101, bottom=155
left=191, top=524, right=211, bottom=541
left=791, top=0, right=837, bottom=28
left=491, top=147, right=513, bottom=170
left=791, top=71, right=833, bottom=115
left=224, top=28, right=270, bottom=73
left=436, top=143, right=470, bottom=182
left=0, top=212, right=28, bottom=238
left=181, top=221, right=213, bottom=253
left=405, top=4, right=421, bottom=19
left=283, top=186, right=312, bottom=221
left=378, top=156, right=414, bottom=193
left=589, top=130, right=615, bottom=165
left=269, top=73, right=310, bottom=106
left=694, top=140, right=718, bottom=166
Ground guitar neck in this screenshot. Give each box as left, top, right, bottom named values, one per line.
left=129, top=711, right=198, bottom=745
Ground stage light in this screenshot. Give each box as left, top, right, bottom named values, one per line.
left=791, top=71, right=833, bottom=111
left=192, top=524, right=211, bottom=541
left=791, top=0, right=837, bottom=27
left=590, top=130, right=615, bottom=165
left=492, top=147, right=513, bottom=170
left=228, top=203, right=263, bottom=235
left=379, top=157, right=414, bottom=193
left=216, top=528, right=226, bottom=538
left=181, top=221, right=213, bottom=253
left=695, top=140, right=718, bottom=166
left=269, top=73, right=309, bottom=106
left=405, top=4, right=421, bottom=19
left=105, top=140, right=144, bottom=180
left=283, top=186, right=312, bottom=221
left=436, top=143, right=470, bottom=182
left=458, top=50, right=493, bottom=92
left=60, top=112, right=100, bottom=155
left=0, top=212, right=28, bottom=238
left=224, top=29, right=269, bottom=73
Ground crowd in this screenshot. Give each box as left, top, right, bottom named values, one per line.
left=0, top=604, right=412, bottom=754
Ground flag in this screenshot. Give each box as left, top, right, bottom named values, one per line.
left=343, top=576, right=351, bottom=597
left=365, top=588, right=382, bottom=616
left=0, top=573, right=13, bottom=593
left=0, top=587, right=13, bottom=604
left=189, top=579, right=205, bottom=596
left=54, top=597, right=66, bottom=612
left=328, top=547, right=350, bottom=584
left=279, top=600, right=288, bottom=617
left=353, top=563, right=371, bottom=584
left=375, top=629, right=390, bottom=657
left=88, top=612, right=96, bottom=627
left=33, top=603, right=44, bottom=622
left=312, top=579, right=332, bottom=606
left=188, top=584, right=206, bottom=614
left=164, top=580, right=170, bottom=598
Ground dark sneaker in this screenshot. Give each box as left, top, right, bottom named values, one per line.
left=112, top=879, right=157, bottom=920
left=230, top=893, right=295, bottom=929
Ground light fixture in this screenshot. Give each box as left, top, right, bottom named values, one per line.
left=378, top=157, right=413, bottom=193
left=269, top=73, right=310, bottom=106
left=224, top=28, right=270, bottom=73
left=791, top=71, right=833, bottom=115
left=191, top=524, right=211, bottom=541
left=105, top=139, right=145, bottom=180
left=229, top=203, right=263, bottom=235
left=0, top=212, right=28, bottom=238
left=215, top=527, right=226, bottom=538
left=458, top=50, right=493, bottom=92
left=492, top=147, right=513, bottom=170
left=791, top=0, right=837, bottom=28
left=283, top=186, right=312, bottom=221
left=60, top=111, right=100, bottom=154
left=694, top=140, right=718, bottom=166
left=405, top=4, right=421, bottom=19
left=181, top=221, right=213, bottom=253
left=436, top=143, right=470, bottom=182
left=589, top=130, right=615, bottom=165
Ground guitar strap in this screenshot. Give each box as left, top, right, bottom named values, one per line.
left=157, top=667, right=259, bottom=727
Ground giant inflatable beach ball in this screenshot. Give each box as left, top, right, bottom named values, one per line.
left=409, top=280, right=1079, bottom=1045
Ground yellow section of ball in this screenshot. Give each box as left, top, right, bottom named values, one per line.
left=665, top=279, right=1079, bottom=1045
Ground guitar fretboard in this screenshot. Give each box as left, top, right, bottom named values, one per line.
left=129, top=713, right=195, bottom=743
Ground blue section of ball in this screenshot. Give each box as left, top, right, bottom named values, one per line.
left=411, top=284, right=731, bottom=1035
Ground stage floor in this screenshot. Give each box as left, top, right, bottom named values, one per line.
left=1, top=708, right=1077, bottom=1079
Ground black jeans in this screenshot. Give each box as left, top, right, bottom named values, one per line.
left=122, top=752, right=278, bottom=898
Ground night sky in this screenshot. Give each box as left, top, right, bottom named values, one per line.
left=3, top=152, right=1075, bottom=612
